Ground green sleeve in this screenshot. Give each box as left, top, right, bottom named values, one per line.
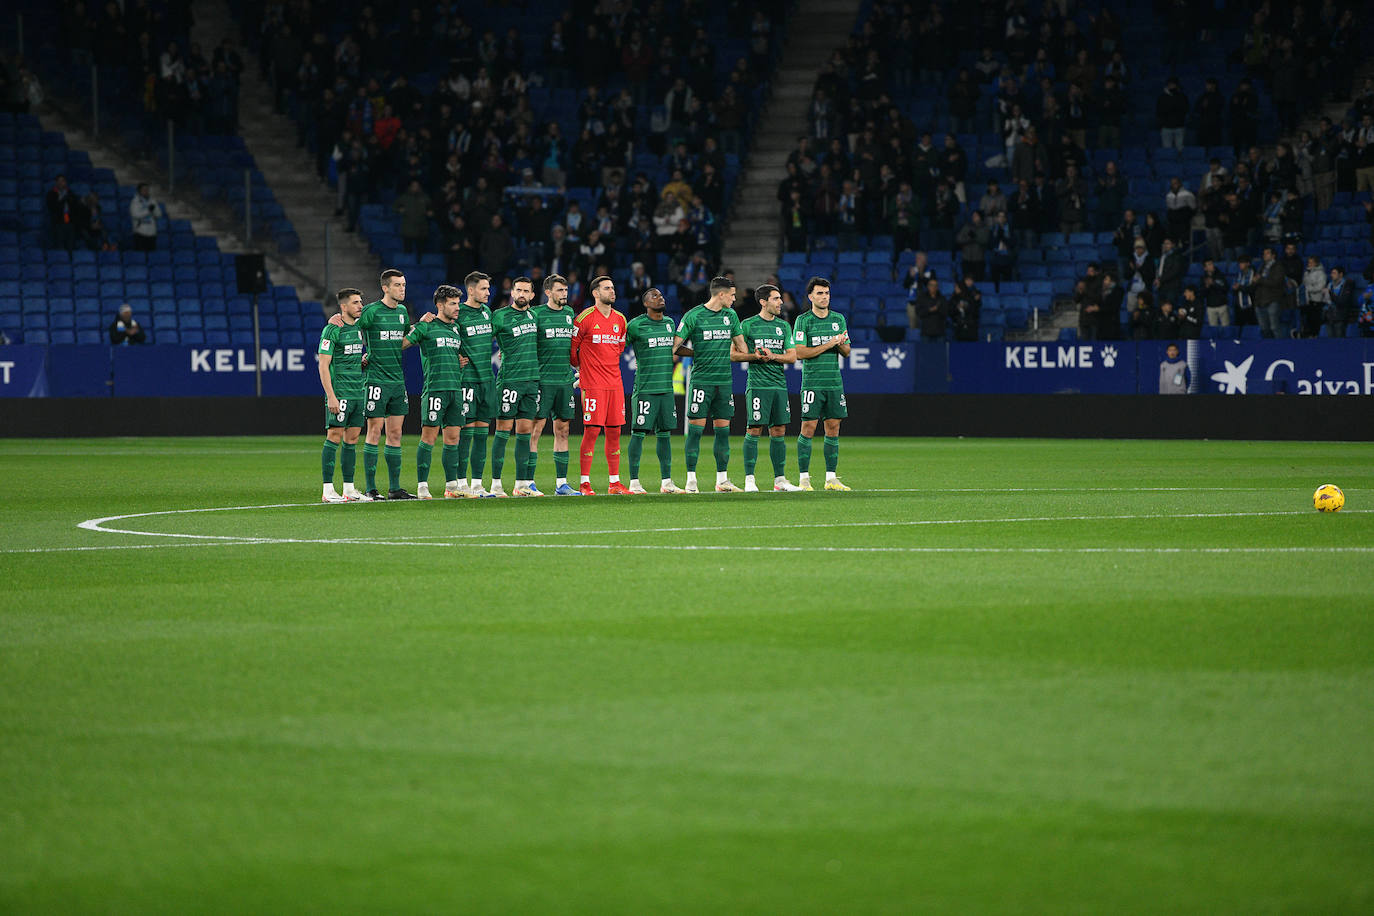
left=676, top=310, right=695, bottom=343
left=356, top=307, right=373, bottom=330
left=728, top=310, right=742, bottom=336
left=405, top=323, right=425, bottom=345
left=625, top=318, right=641, bottom=345
left=317, top=325, right=337, bottom=356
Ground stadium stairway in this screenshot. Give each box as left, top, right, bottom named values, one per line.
left=718, top=0, right=861, bottom=285
left=189, top=0, right=380, bottom=303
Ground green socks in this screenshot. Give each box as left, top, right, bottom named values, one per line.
left=712, top=426, right=730, bottom=471
left=491, top=429, right=511, bottom=482
left=441, top=443, right=461, bottom=483
left=363, top=442, right=379, bottom=490
left=527, top=448, right=539, bottom=482
left=796, top=435, right=813, bottom=473
left=468, top=427, right=489, bottom=479
left=415, top=442, right=433, bottom=487
left=514, top=433, right=531, bottom=482
left=384, top=444, right=402, bottom=492
left=553, top=449, right=569, bottom=480
left=340, top=443, right=356, bottom=484
left=685, top=423, right=704, bottom=471
left=321, top=439, right=338, bottom=484
left=824, top=436, right=839, bottom=473
left=628, top=431, right=646, bottom=479
left=656, top=431, right=673, bottom=479
left=743, top=433, right=759, bottom=477
left=769, top=436, right=786, bottom=478
left=455, top=429, right=469, bottom=480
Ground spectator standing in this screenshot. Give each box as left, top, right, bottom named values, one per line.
left=128, top=183, right=159, bottom=251
left=1076, top=277, right=1101, bottom=340
left=987, top=211, right=1016, bottom=286
left=1156, top=77, right=1188, bottom=150
left=1164, top=177, right=1197, bottom=246
left=394, top=180, right=432, bottom=255
left=913, top=278, right=949, bottom=341
left=1326, top=266, right=1355, bottom=339
left=956, top=211, right=989, bottom=281
left=1194, top=78, right=1225, bottom=148
left=77, top=192, right=109, bottom=250
left=1159, top=343, right=1188, bottom=394
left=45, top=174, right=79, bottom=251
left=1232, top=255, right=1257, bottom=327
left=1130, top=291, right=1155, bottom=339
left=1302, top=255, right=1328, bottom=338
left=1177, top=287, right=1203, bottom=339
left=1099, top=273, right=1124, bottom=340
left=1153, top=237, right=1185, bottom=308
left=1251, top=246, right=1288, bottom=338
left=108, top=304, right=147, bottom=345
left=1201, top=272, right=1229, bottom=328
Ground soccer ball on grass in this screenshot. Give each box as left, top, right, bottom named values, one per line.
left=1313, top=484, right=1345, bottom=512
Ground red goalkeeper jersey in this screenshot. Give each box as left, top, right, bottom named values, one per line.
left=570, top=305, right=627, bottom=389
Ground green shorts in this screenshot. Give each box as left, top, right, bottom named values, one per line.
left=462, top=378, right=498, bottom=424
left=498, top=379, right=542, bottom=420
left=538, top=383, right=577, bottom=421
left=686, top=382, right=734, bottom=420
left=800, top=387, right=847, bottom=420
left=326, top=394, right=366, bottom=429
left=746, top=388, right=791, bottom=428
left=631, top=392, right=677, bottom=432
left=364, top=381, right=408, bottom=418
left=420, top=390, right=466, bottom=428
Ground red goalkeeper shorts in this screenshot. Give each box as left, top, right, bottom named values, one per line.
left=581, top=386, right=625, bottom=427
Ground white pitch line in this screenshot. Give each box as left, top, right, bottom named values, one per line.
left=12, top=538, right=1374, bottom=556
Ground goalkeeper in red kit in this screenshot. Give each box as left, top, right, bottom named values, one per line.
left=570, top=275, right=630, bottom=495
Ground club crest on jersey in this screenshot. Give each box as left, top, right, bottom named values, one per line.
left=832, top=323, right=839, bottom=330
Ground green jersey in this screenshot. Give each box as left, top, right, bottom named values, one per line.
left=405, top=316, right=465, bottom=392
left=676, top=303, right=742, bottom=385
left=357, top=300, right=413, bottom=386
left=317, top=321, right=365, bottom=398
left=740, top=314, right=794, bottom=390
left=492, top=304, right=541, bottom=384
left=456, top=302, right=495, bottom=384
left=793, top=309, right=848, bottom=390
left=626, top=314, right=677, bottom=395
left=533, top=303, right=576, bottom=385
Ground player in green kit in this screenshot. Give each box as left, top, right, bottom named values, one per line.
left=739, top=284, right=803, bottom=492
left=316, top=287, right=368, bottom=502
left=672, top=276, right=748, bottom=493
left=403, top=285, right=467, bottom=499
left=530, top=274, right=580, bottom=496
left=625, top=288, right=685, bottom=494
left=793, top=276, right=851, bottom=491
left=490, top=276, right=544, bottom=497
left=454, top=271, right=497, bottom=498
left=350, top=268, right=417, bottom=499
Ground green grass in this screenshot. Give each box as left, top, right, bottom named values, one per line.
left=2, top=436, right=1372, bottom=913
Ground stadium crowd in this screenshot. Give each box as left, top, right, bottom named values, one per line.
left=778, top=0, right=1374, bottom=339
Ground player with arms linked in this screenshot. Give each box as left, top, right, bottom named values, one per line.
left=335, top=269, right=417, bottom=499
left=793, top=277, right=852, bottom=491
left=404, top=285, right=467, bottom=499
left=317, top=287, right=368, bottom=502
left=570, top=276, right=630, bottom=495
left=672, top=276, right=748, bottom=493
left=624, top=288, right=685, bottom=494
left=489, top=276, right=544, bottom=497
left=530, top=274, right=580, bottom=496
left=739, top=284, right=803, bottom=492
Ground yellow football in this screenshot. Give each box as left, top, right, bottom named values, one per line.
left=1313, top=484, right=1345, bottom=512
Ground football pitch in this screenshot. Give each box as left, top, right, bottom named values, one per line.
left=2, top=435, right=1372, bottom=913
